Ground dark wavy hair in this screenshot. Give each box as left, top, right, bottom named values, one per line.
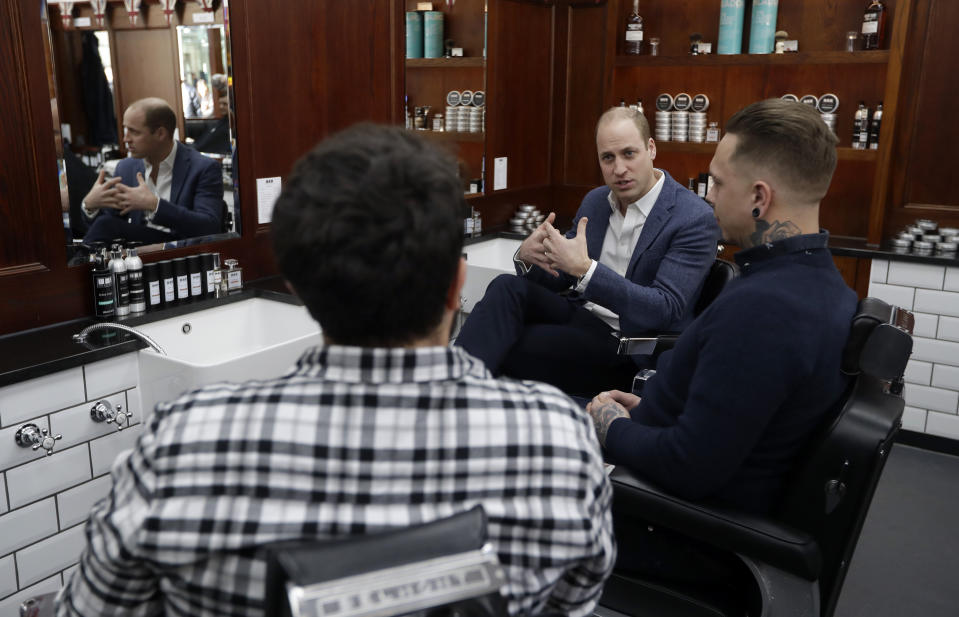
left=271, top=124, right=465, bottom=346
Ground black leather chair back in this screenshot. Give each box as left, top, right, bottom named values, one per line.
left=693, top=259, right=739, bottom=316
left=776, top=298, right=913, bottom=617
left=263, top=506, right=508, bottom=617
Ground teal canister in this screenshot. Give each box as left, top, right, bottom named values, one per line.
left=423, top=11, right=444, bottom=58
left=748, top=0, right=779, bottom=54
left=717, top=0, right=746, bottom=55
left=406, top=11, right=423, bottom=59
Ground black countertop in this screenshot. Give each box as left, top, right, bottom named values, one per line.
left=827, top=236, right=959, bottom=266
left=0, top=277, right=300, bottom=389
left=1, top=236, right=955, bottom=389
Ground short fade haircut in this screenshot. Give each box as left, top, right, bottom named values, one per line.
left=596, top=106, right=652, bottom=144
left=130, top=97, right=177, bottom=137
left=271, top=124, right=465, bottom=346
left=725, top=98, right=838, bottom=204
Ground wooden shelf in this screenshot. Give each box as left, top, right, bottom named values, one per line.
left=654, top=142, right=878, bottom=162
left=417, top=130, right=485, bottom=143
left=406, top=57, right=486, bottom=68
left=615, top=50, right=890, bottom=68
left=465, top=192, right=484, bottom=200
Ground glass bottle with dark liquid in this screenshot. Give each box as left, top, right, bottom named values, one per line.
left=862, top=0, right=887, bottom=50
left=625, top=0, right=643, bottom=55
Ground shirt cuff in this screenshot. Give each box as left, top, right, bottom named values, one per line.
left=81, top=201, right=98, bottom=219
left=574, top=259, right=598, bottom=293
left=512, top=246, right=531, bottom=275
left=145, top=197, right=161, bottom=222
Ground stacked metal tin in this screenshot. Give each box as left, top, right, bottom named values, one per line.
left=509, top=204, right=545, bottom=235
left=891, top=220, right=958, bottom=256
left=445, top=90, right=486, bottom=133
left=654, top=94, right=673, bottom=142
left=654, top=93, right=713, bottom=142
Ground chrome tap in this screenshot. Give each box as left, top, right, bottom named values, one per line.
left=73, top=322, right=167, bottom=355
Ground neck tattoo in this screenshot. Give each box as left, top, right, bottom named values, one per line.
left=746, top=219, right=802, bottom=248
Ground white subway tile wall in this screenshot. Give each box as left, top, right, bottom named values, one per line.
left=926, top=411, right=959, bottom=440
left=0, top=368, right=84, bottom=428
left=870, top=259, right=888, bottom=283
left=6, top=445, right=91, bottom=510
left=0, top=575, right=60, bottom=616
left=0, top=358, right=143, bottom=605
left=902, top=406, right=928, bottom=432
left=90, top=424, right=144, bottom=477
left=0, top=555, right=15, bottom=601
left=57, top=476, right=113, bottom=529
left=16, top=523, right=87, bottom=588
left=912, top=312, right=939, bottom=339
left=945, top=267, right=959, bottom=292
left=0, top=499, right=58, bottom=558
left=903, top=360, right=932, bottom=386
left=869, top=259, right=959, bottom=437
left=887, top=261, right=945, bottom=290
left=939, top=316, right=959, bottom=343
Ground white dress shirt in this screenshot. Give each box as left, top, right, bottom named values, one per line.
left=577, top=169, right=665, bottom=331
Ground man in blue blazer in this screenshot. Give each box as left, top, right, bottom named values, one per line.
left=456, top=107, right=720, bottom=395
left=81, top=97, right=223, bottom=245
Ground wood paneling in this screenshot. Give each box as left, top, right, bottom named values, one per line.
left=881, top=0, right=959, bottom=236
left=112, top=29, right=179, bottom=121
left=485, top=0, right=553, bottom=191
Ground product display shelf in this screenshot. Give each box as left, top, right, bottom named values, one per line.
left=418, top=130, right=485, bottom=143
left=406, top=57, right=486, bottom=68
left=615, top=50, right=890, bottom=67
left=654, top=142, right=878, bottom=162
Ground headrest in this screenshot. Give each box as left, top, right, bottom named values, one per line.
left=841, top=297, right=914, bottom=380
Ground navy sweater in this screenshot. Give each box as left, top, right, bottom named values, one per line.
left=605, top=233, right=858, bottom=514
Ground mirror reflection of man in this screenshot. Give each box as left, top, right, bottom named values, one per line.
left=80, top=97, right=223, bottom=246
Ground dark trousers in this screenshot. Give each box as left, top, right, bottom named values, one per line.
left=83, top=212, right=177, bottom=245
left=455, top=274, right=639, bottom=397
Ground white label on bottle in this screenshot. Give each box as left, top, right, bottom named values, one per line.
left=190, top=272, right=203, bottom=295
left=164, top=279, right=175, bottom=301
left=626, top=31, right=644, bottom=41
left=227, top=270, right=243, bottom=290
left=862, top=21, right=879, bottom=34
left=149, top=281, right=162, bottom=306
left=177, top=275, right=189, bottom=298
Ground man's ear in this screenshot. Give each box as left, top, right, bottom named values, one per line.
left=752, top=180, right=773, bottom=216
left=446, top=257, right=467, bottom=311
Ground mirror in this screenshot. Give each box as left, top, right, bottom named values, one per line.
left=42, top=0, right=240, bottom=265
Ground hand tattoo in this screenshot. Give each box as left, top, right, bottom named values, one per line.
left=747, top=219, right=802, bottom=248
left=590, top=402, right=628, bottom=447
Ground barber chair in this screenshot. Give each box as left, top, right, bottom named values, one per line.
left=264, top=505, right=509, bottom=617
left=20, top=507, right=508, bottom=617
left=595, top=297, right=914, bottom=617
left=614, top=258, right=740, bottom=358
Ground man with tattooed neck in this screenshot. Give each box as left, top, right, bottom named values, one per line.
left=586, top=98, right=857, bottom=583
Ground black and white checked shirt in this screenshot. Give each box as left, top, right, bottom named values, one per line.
left=58, top=345, right=615, bottom=617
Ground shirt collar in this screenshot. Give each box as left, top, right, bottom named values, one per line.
left=289, top=344, right=488, bottom=384
left=606, top=169, right=664, bottom=218
left=734, top=231, right=830, bottom=269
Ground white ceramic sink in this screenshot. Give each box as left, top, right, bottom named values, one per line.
left=462, top=237, right=522, bottom=312
left=137, top=297, right=321, bottom=418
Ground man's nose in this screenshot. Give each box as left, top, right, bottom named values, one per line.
left=614, top=157, right=627, bottom=175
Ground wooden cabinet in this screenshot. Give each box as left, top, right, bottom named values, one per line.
left=404, top=0, right=487, bottom=197
left=606, top=0, right=911, bottom=245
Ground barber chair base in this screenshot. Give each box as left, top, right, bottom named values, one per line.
left=597, top=554, right=819, bottom=617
